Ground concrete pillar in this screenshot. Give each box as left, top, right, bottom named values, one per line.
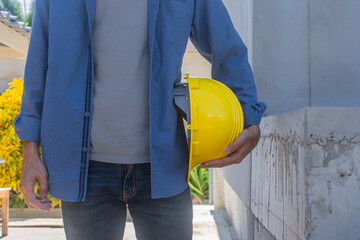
left=213, top=0, right=360, bottom=239
left=251, top=108, right=360, bottom=239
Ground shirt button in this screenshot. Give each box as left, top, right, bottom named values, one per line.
left=84, top=112, right=91, bottom=117
left=80, top=163, right=86, bottom=171
left=82, top=147, right=87, bottom=152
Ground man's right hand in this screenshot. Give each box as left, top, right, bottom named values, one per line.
left=19, top=141, right=52, bottom=211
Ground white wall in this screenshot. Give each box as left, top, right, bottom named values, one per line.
left=0, top=56, right=26, bottom=93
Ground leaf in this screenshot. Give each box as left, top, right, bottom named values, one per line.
left=0, top=78, right=61, bottom=208
left=189, top=181, right=204, bottom=197
left=189, top=166, right=209, bottom=203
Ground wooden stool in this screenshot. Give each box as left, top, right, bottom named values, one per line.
left=0, top=188, right=11, bottom=236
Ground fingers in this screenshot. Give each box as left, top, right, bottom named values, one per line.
left=21, top=182, right=51, bottom=211
left=20, top=154, right=51, bottom=211
left=225, top=129, right=249, bottom=154
left=225, top=125, right=260, bottom=154
left=36, top=195, right=53, bottom=206
left=35, top=195, right=52, bottom=202
left=201, top=148, right=248, bottom=168
left=38, top=172, right=49, bottom=200
left=201, top=125, right=261, bottom=168
left=20, top=174, right=51, bottom=212
left=27, top=195, right=52, bottom=211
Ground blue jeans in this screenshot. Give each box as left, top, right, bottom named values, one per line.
left=61, top=160, right=193, bottom=240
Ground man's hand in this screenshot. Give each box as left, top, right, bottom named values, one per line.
left=19, top=141, right=52, bottom=211
left=200, top=125, right=260, bottom=168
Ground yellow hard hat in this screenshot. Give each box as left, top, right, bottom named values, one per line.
left=174, top=73, right=244, bottom=182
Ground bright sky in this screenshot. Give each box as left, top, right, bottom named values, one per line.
left=18, top=0, right=33, bottom=16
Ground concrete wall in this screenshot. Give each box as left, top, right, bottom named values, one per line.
left=251, top=109, right=307, bottom=240
left=253, top=0, right=309, bottom=115
left=215, top=108, right=360, bottom=239
left=214, top=169, right=256, bottom=240
left=214, top=0, right=360, bottom=239
left=310, top=0, right=360, bottom=107
left=304, top=108, right=360, bottom=239
left=252, top=108, right=360, bottom=239
left=222, top=0, right=253, bottom=65
left=216, top=1, right=256, bottom=237
left=252, top=0, right=360, bottom=115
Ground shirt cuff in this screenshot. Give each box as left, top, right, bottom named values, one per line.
left=242, top=101, right=267, bottom=128
left=13, top=113, right=41, bottom=143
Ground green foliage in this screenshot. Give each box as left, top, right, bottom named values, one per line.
left=0, top=78, right=23, bottom=193
left=0, top=0, right=23, bottom=21
left=0, top=77, right=61, bottom=208
left=9, top=194, right=27, bottom=208
left=183, top=117, right=209, bottom=203
left=189, top=166, right=209, bottom=204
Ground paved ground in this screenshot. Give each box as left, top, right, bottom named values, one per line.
left=1, top=205, right=238, bottom=240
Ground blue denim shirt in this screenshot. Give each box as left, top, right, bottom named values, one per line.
left=13, top=0, right=267, bottom=201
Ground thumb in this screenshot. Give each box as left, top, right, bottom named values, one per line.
left=225, top=140, right=238, bottom=154
left=224, top=130, right=248, bottom=154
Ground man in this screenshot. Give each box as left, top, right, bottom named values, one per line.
left=14, top=0, right=266, bottom=239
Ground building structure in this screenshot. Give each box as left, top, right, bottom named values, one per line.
left=0, top=11, right=30, bottom=93
left=212, top=0, right=360, bottom=239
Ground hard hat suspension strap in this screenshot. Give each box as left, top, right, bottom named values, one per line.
left=173, top=83, right=192, bottom=150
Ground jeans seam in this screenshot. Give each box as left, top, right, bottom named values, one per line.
left=124, top=166, right=137, bottom=199
left=122, top=164, right=136, bottom=201
left=130, top=166, right=137, bottom=199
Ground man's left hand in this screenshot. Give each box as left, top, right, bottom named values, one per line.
left=200, top=125, right=260, bottom=168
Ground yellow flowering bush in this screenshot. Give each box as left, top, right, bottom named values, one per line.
left=0, top=77, right=60, bottom=208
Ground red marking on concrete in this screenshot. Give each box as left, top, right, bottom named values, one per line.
left=253, top=198, right=303, bottom=240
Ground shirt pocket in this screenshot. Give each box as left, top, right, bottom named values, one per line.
left=160, top=0, right=193, bottom=49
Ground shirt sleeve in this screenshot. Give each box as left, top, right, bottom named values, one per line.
left=13, top=0, right=49, bottom=143
left=189, top=0, right=267, bottom=127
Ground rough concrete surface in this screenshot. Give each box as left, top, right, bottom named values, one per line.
left=215, top=107, right=360, bottom=239
left=0, top=205, right=237, bottom=240
left=305, top=108, right=360, bottom=239
left=252, top=107, right=360, bottom=239
left=251, top=108, right=307, bottom=240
